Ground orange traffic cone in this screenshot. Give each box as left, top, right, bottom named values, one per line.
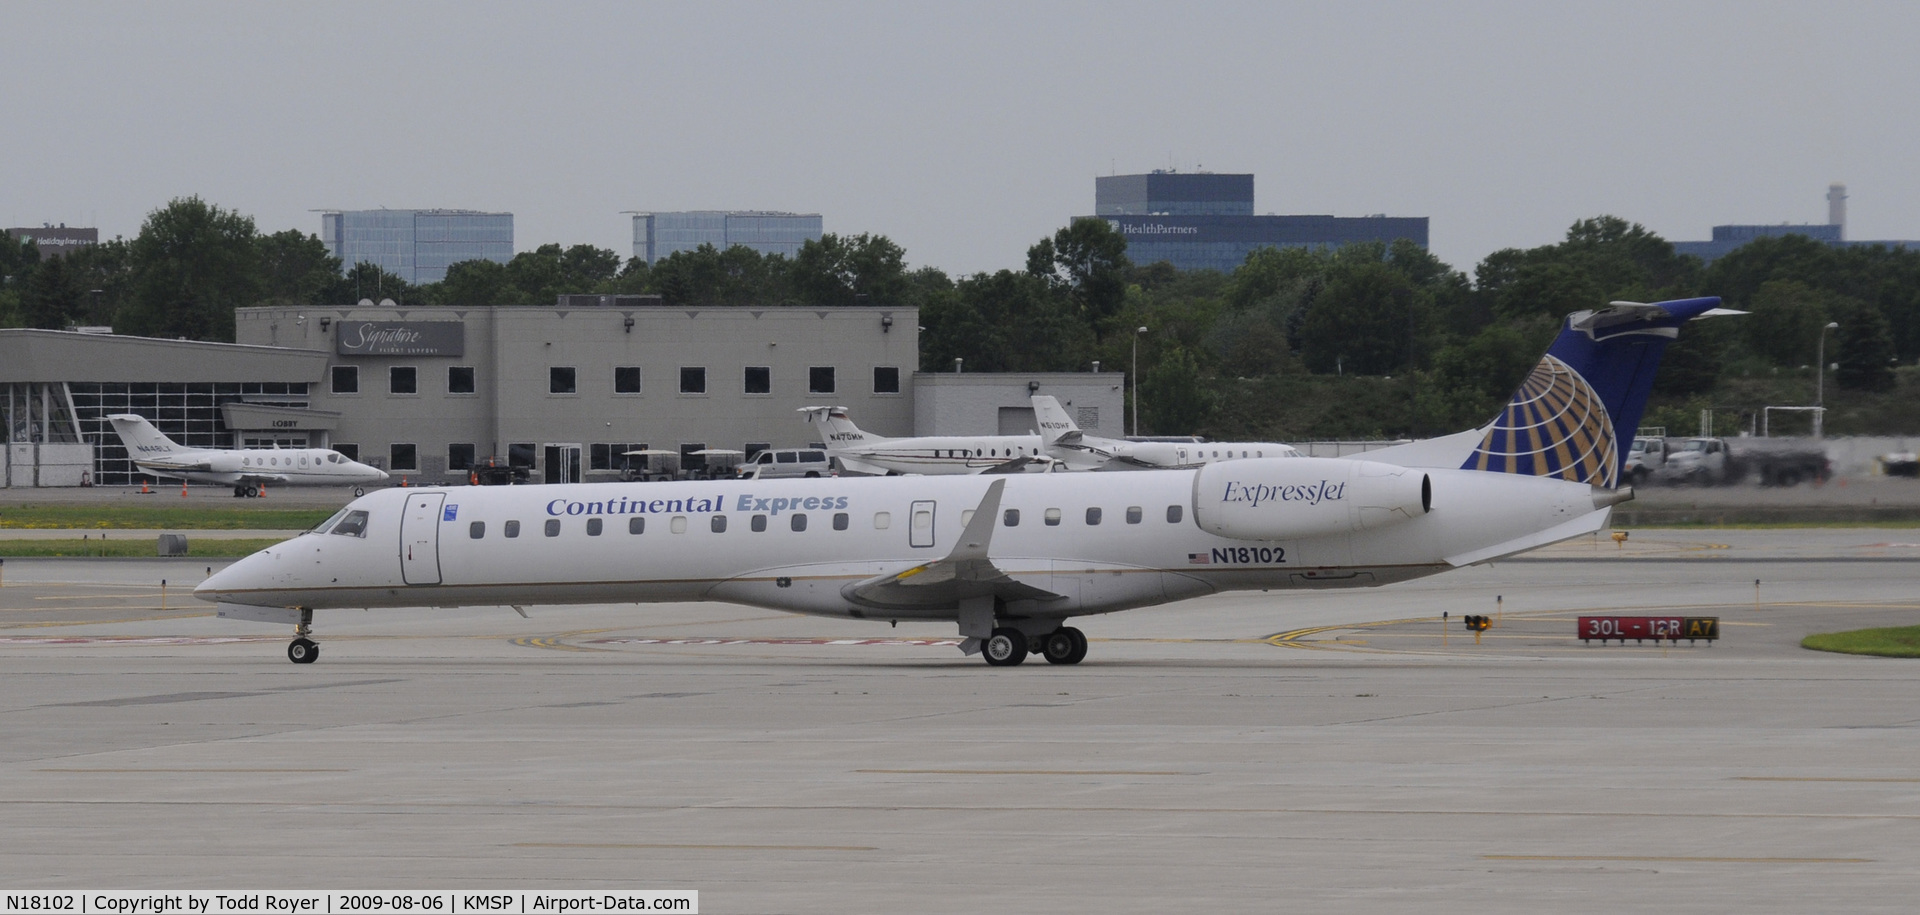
left=257, top=483, right=266, bottom=498
left=180, top=480, right=188, bottom=498
left=139, top=480, right=151, bottom=494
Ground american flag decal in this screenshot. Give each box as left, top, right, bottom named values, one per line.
left=1187, top=552, right=1212, bottom=564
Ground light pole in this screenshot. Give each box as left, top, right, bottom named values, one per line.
left=1816, top=321, right=1839, bottom=438
left=1131, top=326, right=1148, bottom=436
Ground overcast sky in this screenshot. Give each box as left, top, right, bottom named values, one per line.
left=6, top=1, right=1918, bottom=279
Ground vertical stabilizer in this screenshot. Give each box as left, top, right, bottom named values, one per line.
left=1462, top=296, right=1726, bottom=488
left=1029, top=395, right=1080, bottom=447
left=798, top=406, right=884, bottom=445
left=107, top=414, right=183, bottom=456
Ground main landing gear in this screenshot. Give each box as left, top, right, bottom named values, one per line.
left=232, top=483, right=262, bottom=498
left=286, top=609, right=319, bottom=664
left=982, top=625, right=1087, bottom=667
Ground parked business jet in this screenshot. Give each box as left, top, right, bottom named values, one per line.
left=1031, top=395, right=1300, bottom=469
left=198, top=297, right=1731, bottom=665
left=108, top=414, right=389, bottom=497
left=800, top=406, right=1045, bottom=475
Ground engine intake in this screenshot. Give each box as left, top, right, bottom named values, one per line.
left=1191, top=458, right=1430, bottom=541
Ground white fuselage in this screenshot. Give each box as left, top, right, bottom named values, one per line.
left=197, top=466, right=1605, bottom=626
left=831, top=435, right=1046, bottom=475
left=133, top=447, right=389, bottom=487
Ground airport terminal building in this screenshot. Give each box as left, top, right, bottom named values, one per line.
left=2, top=304, right=1123, bottom=488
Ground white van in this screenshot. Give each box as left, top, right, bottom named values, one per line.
left=737, top=449, right=834, bottom=479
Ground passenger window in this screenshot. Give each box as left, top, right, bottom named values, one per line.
left=1126, top=506, right=1143, bottom=524
left=961, top=509, right=975, bottom=528
left=711, top=515, right=728, bottom=533
left=331, top=510, right=370, bottom=538
left=545, top=519, right=561, bottom=537
left=469, top=521, right=485, bottom=539
left=791, top=514, right=808, bottom=532
left=874, top=512, right=891, bottom=530
left=1003, top=508, right=1020, bottom=527
left=1166, top=505, right=1183, bottom=523
left=801, top=451, right=826, bottom=462
left=776, top=452, right=797, bottom=464
left=586, top=518, right=603, bottom=536
left=505, top=520, right=521, bottom=538
left=1086, top=507, right=1102, bottom=525
left=629, top=517, right=645, bottom=535
left=833, top=512, right=849, bottom=531
left=751, top=514, right=768, bottom=532
left=1044, top=508, right=1061, bottom=526
left=670, top=516, right=688, bottom=534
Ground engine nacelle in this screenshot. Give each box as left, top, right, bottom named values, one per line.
left=1191, top=457, right=1430, bottom=541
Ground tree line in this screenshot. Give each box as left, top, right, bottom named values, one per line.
left=4, top=197, right=1915, bottom=438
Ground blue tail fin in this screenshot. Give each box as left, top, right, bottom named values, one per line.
left=1462, top=296, right=1724, bottom=488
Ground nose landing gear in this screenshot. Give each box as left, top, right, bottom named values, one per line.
left=287, top=609, right=319, bottom=664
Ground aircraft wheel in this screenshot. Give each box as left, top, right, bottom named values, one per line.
left=1062, top=626, right=1088, bottom=663
left=287, top=638, right=320, bottom=664
left=1042, top=629, right=1079, bottom=664
left=353, top=487, right=365, bottom=497
left=982, top=628, right=1028, bottom=666
left=232, top=485, right=246, bottom=498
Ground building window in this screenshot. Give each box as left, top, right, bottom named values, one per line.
left=448, top=366, right=476, bottom=394
left=449, top=443, right=476, bottom=471
left=333, top=443, right=359, bottom=461
left=808, top=366, right=835, bottom=394
left=680, top=367, right=706, bottom=394
left=591, top=443, right=647, bottom=472
left=744, top=366, right=771, bottom=395
left=331, top=366, right=359, bottom=394
left=550, top=367, right=576, bottom=395
left=389, top=366, right=416, bottom=395
left=545, top=519, right=561, bottom=537
left=509, top=443, right=535, bottom=469
left=873, top=366, right=900, bottom=394
left=614, top=366, right=641, bottom=394
left=504, top=520, right=520, bottom=538
left=389, top=443, right=417, bottom=472
left=743, top=443, right=771, bottom=462
left=1086, top=507, right=1103, bottom=525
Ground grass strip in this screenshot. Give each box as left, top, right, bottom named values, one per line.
left=1801, top=625, right=1920, bottom=658
left=0, top=505, right=333, bottom=530
left=0, top=538, right=286, bottom=559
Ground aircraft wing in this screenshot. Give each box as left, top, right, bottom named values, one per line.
left=841, top=479, right=1064, bottom=610
left=832, top=454, right=893, bottom=476
left=135, top=459, right=216, bottom=474
left=236, top=473, right=295, bottom=485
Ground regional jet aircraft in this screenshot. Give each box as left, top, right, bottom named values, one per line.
left=198, top=297, right=1732, bottom=665
left=108, top=414, right=389, bottom=497
left=800, top=406, right=1045, bottom=475
left=1031, top=395, right=1300, bottom=469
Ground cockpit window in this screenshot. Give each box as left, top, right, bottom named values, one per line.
left=331, top=510, right=370, bottom=538
left=309, top=506, right=351, bottom=535
left=326, top=452, right=344, bottom=464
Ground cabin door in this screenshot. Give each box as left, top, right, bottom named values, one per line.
left=400, top=492, right=446, bottom=585
left=909, top=500, right=937, bottom=548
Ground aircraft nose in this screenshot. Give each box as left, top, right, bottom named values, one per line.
left=195, top=549, right=274, bottom=602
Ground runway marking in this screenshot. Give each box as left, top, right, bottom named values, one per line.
left=0, top=635, right=273, bottom=645
left=1733, top=776, right=1920, bottom=783
left=514, top=842, right=875, bottom=852
left=856, top=768, right=1190, bottom=776
left=1485, top=854, right=1872, bottom=864
left=584, top=637, right=964, bottom=647
left=510, top=636, right=613, bottom=653
left=36, top=768, right=351, bottom=773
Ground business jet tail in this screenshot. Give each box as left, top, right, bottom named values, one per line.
left=107, top=414, right=184, bottom=455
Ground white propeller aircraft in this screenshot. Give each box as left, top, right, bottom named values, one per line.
left=198, top=297, right=1729, bottom=665
left=799, top=405, right=1046, bottom=475
left=108, top=414, right=389, bottom=497
left=1031, top=394, right=1299, bottom=469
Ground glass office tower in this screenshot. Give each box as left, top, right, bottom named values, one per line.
left=321, top=209, right=514, bottom=284
left=631, top=211, right=824, bottom=264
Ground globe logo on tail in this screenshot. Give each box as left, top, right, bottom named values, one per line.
left=1462, top=354, right=1618, bottom=488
